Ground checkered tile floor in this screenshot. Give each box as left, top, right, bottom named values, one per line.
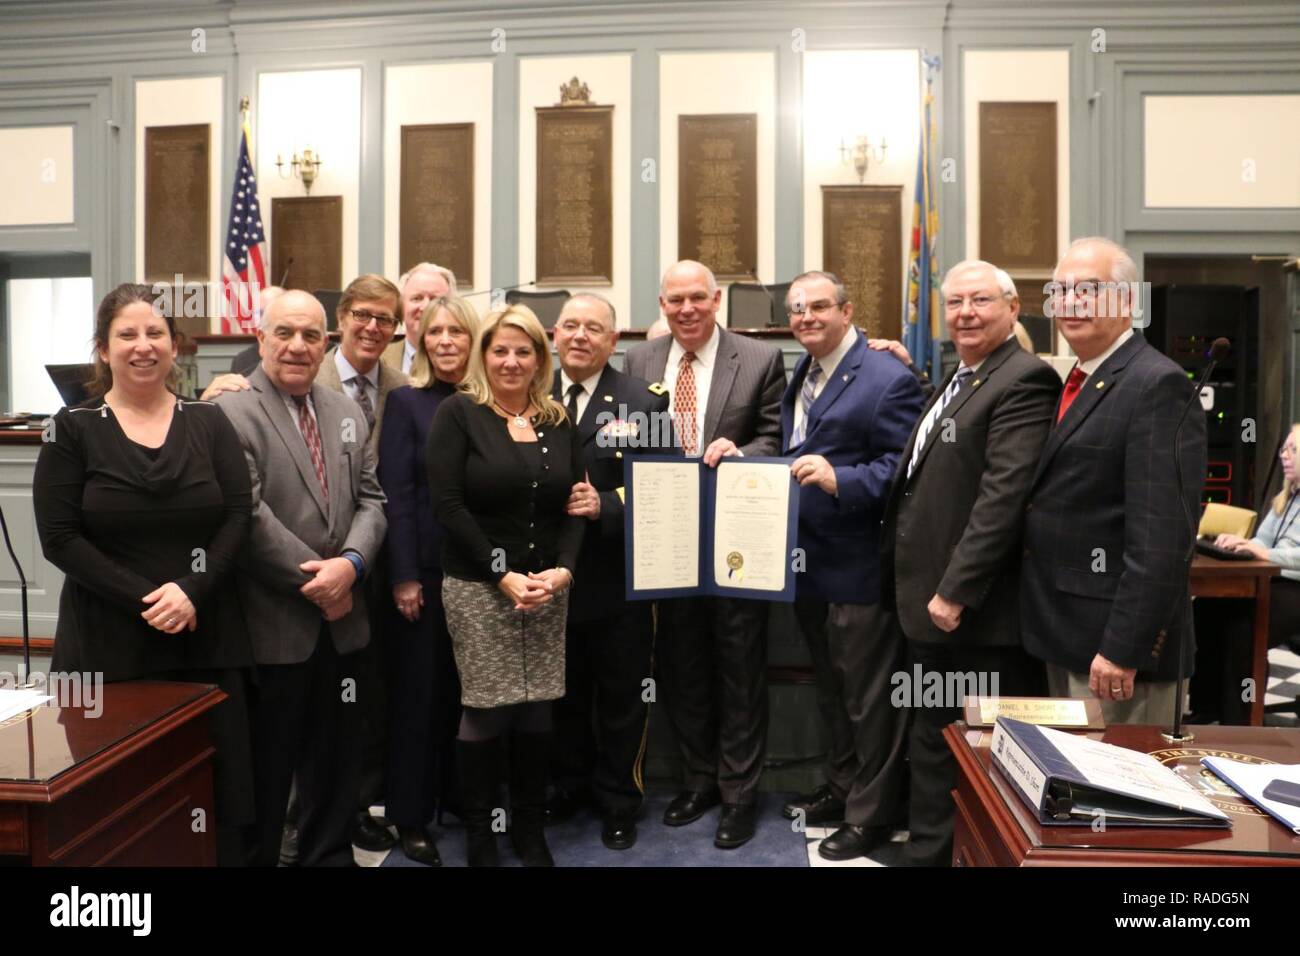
left=1265, top=644, right=1300, bottom=727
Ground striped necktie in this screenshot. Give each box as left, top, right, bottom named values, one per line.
left=349, top=375, right=375, bottom=431
left=792, top=361, right=823, bottom=447
left=907, top=366, right=973, bottom=479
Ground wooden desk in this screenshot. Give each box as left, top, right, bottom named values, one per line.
left=946, top=721, right=1300, bottom=866
left=1190, top=554, right=1279, bottom=725
left=0, top=681, right=222, bottom=865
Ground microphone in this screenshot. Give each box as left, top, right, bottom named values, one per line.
left=278, top=258, right=293, bottom=288
left=1162, top=335, right=1229, bottom=744
left=744, top=266, right=780, bottom=328
left=461, top=280, right=538, bottom=302
left=0, top=504, right=32, bottom=685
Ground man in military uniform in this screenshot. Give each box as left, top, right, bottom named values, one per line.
left=548, top=292, right=672, bottom=850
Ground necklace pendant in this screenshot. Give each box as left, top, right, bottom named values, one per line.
left=514, top=415, right=527, bottom=428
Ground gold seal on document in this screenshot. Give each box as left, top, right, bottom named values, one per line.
left=726, top=551, right=744, bottom=582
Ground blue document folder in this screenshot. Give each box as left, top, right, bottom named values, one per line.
left=622, top=455, right=800, bottom=603
left=991, top=717, right=1231, bottom=828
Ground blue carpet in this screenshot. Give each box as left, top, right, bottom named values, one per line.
left=381, top=790, right=808, bottom=867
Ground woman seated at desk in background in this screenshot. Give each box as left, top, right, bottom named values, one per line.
left=1192, top=423, right=1300, bottom=724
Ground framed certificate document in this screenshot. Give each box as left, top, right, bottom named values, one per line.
left=623, top=456, right=800, bottom=603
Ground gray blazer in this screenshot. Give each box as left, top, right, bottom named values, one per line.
left=315, top=346, right=409, bottom=448
left=623, top=327, right=785, bottom=456
left=213, top=365, right=388, bottom=665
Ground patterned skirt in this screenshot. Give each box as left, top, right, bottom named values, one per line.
left=442, top=575, right=568, bottom=708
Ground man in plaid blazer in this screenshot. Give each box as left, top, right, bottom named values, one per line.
left=1020, top=238, right=1207, bottom=724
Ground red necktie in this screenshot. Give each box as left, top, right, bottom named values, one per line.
left=674, top=352, right=698, bottom=455
left=293, top=394, right=329, bottom=499
left=1056, top=367, right=1088, bottom=424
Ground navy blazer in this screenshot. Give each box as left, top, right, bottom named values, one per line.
left=551, top=364, right=672, bottom=623
left=377, top=381, right=457, bottom=583
left=1020, top=333, right=1207, bottom=680
left=781, top=331, right=924, bottom=604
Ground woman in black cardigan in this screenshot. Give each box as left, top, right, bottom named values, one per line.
left=33, top=283, right=254, bottom=866
left=377, top=295, right=479, bottom=866
left=427, top=304, right=584, bottom=867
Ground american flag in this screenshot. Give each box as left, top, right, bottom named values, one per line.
left=220, top=123, right=268, bottom=333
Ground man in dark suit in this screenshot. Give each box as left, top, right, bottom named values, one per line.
left=775, top=271, right=924, bottom=860
left=881, top=260, right=1061, bottom=866
left=547, top=292, right=671, bottom=851
left=212, top=290, right=387, bottom=866
left=1021, top=237, right=1207, bottom=723
left=623, top=260, right=786, bottom=849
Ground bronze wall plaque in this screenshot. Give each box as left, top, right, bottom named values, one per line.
left=400, top=123, right=474, bottom=284
left=536, top=104, right=613, bottom=286
left=271, top=196, right=343, bottom=295
left=144, top=124, right=210, bottom=282
left=979, top=102, right=1058, bottom=270
left=821, top=185, right=904, bottom=340
left=678, top=113, right=758, bottom=281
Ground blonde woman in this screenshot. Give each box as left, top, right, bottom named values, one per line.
left=427, top=304, right=584, bottom=866
left=378, top=295, right=480, bottom=866
left=1191, top=424, right=1300, bottom=723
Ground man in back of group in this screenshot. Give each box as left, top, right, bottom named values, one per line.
left=882, top=260, right=1060, bottom=866
left=1020, top=237, right=1207, bottom=723
left=548, top=292, right=671, bottom=851
left=384, top=263, right=456, bottom=375
left=623, top=259, right=786, bottom=850
left=314, top=274, right=409, bottom=851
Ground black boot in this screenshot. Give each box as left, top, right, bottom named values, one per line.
left=458, top=738, right=503, bottom=868
left=509, top=732, right=555, bottom=867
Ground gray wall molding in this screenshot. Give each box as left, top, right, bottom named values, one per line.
left=0, top=0, right=1295, bottom=333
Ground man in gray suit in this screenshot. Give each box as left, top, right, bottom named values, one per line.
left=213, top=289, right=387, bottom=867
left=624, top=259, right=786, bottom=849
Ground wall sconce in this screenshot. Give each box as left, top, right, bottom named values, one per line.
left=839, top=135, right=887, bottom=183
left=275, top=148, right=323, bottom=195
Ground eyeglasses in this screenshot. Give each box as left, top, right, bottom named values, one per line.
left=557, top=320, right=611, bottom=337
left=945, top=294, right=1006, bottom=312
left=788, top=299, right=844, bottom=317
left=347, top=309, right=398, bottom=332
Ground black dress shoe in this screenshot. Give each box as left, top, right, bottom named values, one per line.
left=781, top=784, right=846, bottom=825
left=817, top=824, right=890, bottom=861
left=714, top=804, right=757, bottom=849
left=663, top=789, right=721, bottom=827
left=351, top=812, right=396, bottom=852
left=399, top=825, right=442, bottom=867
left=601, top=814, right=637, bottom=850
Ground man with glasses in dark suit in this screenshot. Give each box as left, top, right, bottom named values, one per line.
left=1021, top=237, right=1207, bottom=724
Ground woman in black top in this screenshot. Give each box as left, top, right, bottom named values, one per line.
left=33, top=283, right=254, bottom=865
left=427, top=304, right=584, bottom=867
left=377, top=294, right=479, bottom=866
